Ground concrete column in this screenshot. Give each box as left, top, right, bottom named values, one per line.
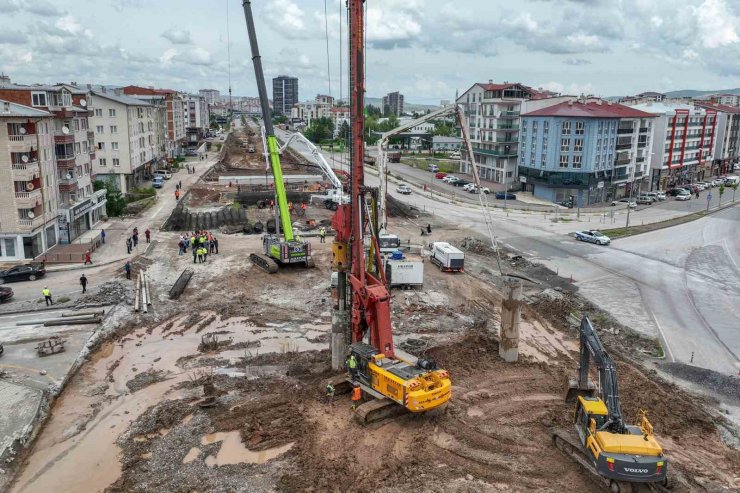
left=499, top=278, right=522, bottom=362
left=331, top=271, right=349, bottom=370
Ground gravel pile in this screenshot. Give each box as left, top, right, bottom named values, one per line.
left=660, top=362, right=740, bottom=402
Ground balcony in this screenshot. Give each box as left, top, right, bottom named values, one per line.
left=639, top=127, right=650, bottom=133
left=614, top=157, right=631, bottom=165
left=636, top=157, right=645, bottom=163
left=14, top=189, right=43, bottom=208
left=54, top=133, right=75, bottom=144
left=617, top=127, right=635, bottom=134
left=17, top=215, right=45, bottom=232
left=498, top=111, right=520, bottom=118
left=496, top=124, right=519, bottom=131
left=87, top=130, right=94, bottom=139
left=476, top=148, right=518, bottom=158
left=11, top=162, right=40, bottom=181
left=56, top=154, right=76, bottom=169
left=7, top=134, right=37, bottom=150
left=58, top=178, right=79, bottom=193
left=496, top=136, right=519, bottom=143
left=616, top=143, right=632, bottom=150
left=637, top=142, right=647, bottom=148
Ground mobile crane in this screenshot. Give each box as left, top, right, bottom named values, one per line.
left=330, top=0, right=451, bottom=424
left=555, top=316, right=669, bottom=493
left=241, top=1, right=313, bottom=274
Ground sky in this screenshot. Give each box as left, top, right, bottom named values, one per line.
left=0, top=0, right=739, bottom=105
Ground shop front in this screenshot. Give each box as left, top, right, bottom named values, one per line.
left=58, top=190, right=107, bottom=243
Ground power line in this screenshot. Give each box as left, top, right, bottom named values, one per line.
left=323, top=0, right=332, bottom=100
left=226, top=0, right=232, bottom=115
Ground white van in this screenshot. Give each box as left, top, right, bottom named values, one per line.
left=724, top=175, right=739, bottom=185
left=154, top=170, right=172, bottom=180
left=427, top=164, right=439, bottom=172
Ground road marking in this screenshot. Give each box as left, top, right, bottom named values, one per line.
left=722, top=239, right=739, bottom=272
left=643, top=301, right=675, bottom=362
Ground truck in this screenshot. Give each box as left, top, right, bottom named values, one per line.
left=387, top=150, right=401, bottom=163
left=430, top=242, right=464, bottom=272
left=384, top=254, right=424, bottom=289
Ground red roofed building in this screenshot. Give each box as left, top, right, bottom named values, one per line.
left=517, top=99, right=657, bottom=205
left=455, top=81, right=539, bottom=185
left=695, top=102, right=740, bottom=176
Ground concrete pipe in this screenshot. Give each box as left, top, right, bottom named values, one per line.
left=257, top=200, right=267, bottom=209
left=266, top=218, right=276, bottom=234
left=253, top=221, right=264, bottom=234
left=243, top=223, right=253, bottom=234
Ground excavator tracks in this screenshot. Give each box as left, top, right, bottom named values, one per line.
left=551, top=430, right=671, bottom=493
left=354, top=398, right=408, bottom=425
left=249, top=253, right=279, bottom=274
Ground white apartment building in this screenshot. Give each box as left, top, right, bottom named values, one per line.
left=456, top=82, right=538, bottom=185
left=90, top=90, right=158, bottom=193
left=122, top=86, right=186, bottom=158
left=0, top=100, right=60, bottom=260
left=291, top=99, right=331, bottom=127
left=183, top=94, right=210, bottom=145
left=628, top=102, right=715, bottom=190
left=330, top=107, right=349, bottom=137
left=198, top=89, right=220, bottom=106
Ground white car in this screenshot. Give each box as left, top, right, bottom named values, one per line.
left=396, top=185, right=412, bottom=195
left=442, top=175, right=459, bottom=183
left=468, top=185, right=490, bottom=194
left=462, top=183, right=476, bottom=191
left=611, top=198, right=637, bottom=208
left=575, top=230, right=611, bottom=245
left=675, top=191, right=692, bottom=201
left=153, top=170, right=172, bottom=180
left=711, top=179, right=724, bottom=186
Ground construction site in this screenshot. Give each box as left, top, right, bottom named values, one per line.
left=1, top=2, right=739, bottom=493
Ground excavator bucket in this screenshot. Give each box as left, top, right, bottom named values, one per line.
left=565, top=377, right=596, bottom=403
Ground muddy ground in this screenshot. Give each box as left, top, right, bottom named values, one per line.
left=6, top=207, right=740, bottom=493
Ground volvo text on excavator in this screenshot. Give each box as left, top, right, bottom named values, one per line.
left=241, top=0, right=313, bottom=274
left=329, top=0, right=451, bottom=424
left=554, top=316, right=669, bottom=493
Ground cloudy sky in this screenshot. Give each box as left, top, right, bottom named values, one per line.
left=1, top=0, right=738, bottom=104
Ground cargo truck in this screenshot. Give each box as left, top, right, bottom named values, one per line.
left=430, top=242, right=464, bottom=272
left=384, top=253, right=424, bottom=289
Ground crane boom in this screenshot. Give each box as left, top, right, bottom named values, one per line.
left=242, top=0, right=293, bottom=242
left=278, top=131, right=346, bottom=201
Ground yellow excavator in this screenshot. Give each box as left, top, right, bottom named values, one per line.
left=554, top=316, right=670, bottom=493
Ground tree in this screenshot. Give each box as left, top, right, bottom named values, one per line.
left=433, top=121, right=456, bottom=137
left=365, top=104, right=382, bottom=117
left=338, top=121, right=350, bottom=145
left=731, top=182, right=738, bottom=202
left=718, top=184, right=725, bottom=207
left=304, top=117, right=335, bottom=144
left=272, top=114, right=288, bottom=125
left=94, top=180, right=126, bottom=217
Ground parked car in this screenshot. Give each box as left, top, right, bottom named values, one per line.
left=724, top=175, right=739, bottom=185
left=435, top=172, right=448, bottom=179
left=0, top=264, right=46, bottom=284
left=711, top=178, right=724, bottom=186
left=152, top=176, right=165, bottom=189
left=611, top=198, right=637, bottom=208
left=636, top=195, right=655, bottom=205
left=667, top=188, right=688, bottom=196
left=442, top=175, right=459, bottom=183
left=0, top=286, right=13, bottom=302
left=396, top=185, right=412, bottom=195
left=154, top=170, right=172, bottom=180
left=184, top=149, right=198, bottom=157
left=448, top=151, right=461, bottom=159
left=452, top=179, right=471, bottom=187
left=575, top=230, right=611, bottom=245
left=675, top=190, right=692, bottom=201
left=495, top=192, right=517, bottom=200
left=468, top=186, right=490, bottom=194
left=462, top=183, right=476, bottom=191
left=655, top=191, right=666, bottom=201
left=427, top=164, right=439, bottom=172
left=645, top=192, right=665, bottom=201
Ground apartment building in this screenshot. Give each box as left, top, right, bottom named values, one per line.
left=382, top=91, right=404, bottom=117
left=628, top=102, right=715, bottom=190
left=291, top=99, right=331, bottom=127
left=695, top=93, right=740, bottom=107
left=198, top=89, right=220, bottom=106
left=0, top=77, right=106, bottom=243
left=122, top=86, right=186, bottom=157
left=0, top=99, right=60, bottom=260
left=456, top=82, right=538, bottom=185
left=182, top=94, right=210, bottom=145
left=696, top=102, right=740, bottom=175
left=90, top=90, right=159, bottom=193
left=272, top=76, right=298, bottom=116
left=330, top=107, right=350, bottom=137
left=517, top=100, right=655, bottom=205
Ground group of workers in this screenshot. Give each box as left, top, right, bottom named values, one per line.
left=177, top=231, right=220, bottom=264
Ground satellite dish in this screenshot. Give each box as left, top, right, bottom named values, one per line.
left=21, top=154, right=29, bottom=163
left=62, top=126, right=70, bottom=134
left=27, top=211, right=35, bottom=219
left=65, top=172, right=73, bottom=180
left=80, top=98, right=87, bottom=107
left=19, top=127, right=26, bottom=134
left=26, top=182, right=34, bottom=191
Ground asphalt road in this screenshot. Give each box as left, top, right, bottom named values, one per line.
left=279, top=133, right=740, bottom=375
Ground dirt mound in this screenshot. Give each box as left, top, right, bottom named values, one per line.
left=387, top=194, right=422, bottom=218
left=125, top=369, right=172, bottom=393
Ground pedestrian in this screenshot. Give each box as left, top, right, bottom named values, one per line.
left=178, top=180, right=182, bottom=189
left=351, top=383, right=362, bottom=411
left=80, top=274, right=88, bottom=293
left=288, top=201, right=294, bottom=215
left=101, top=228, right=106, bottom=244
left=42, top=286, right=53, bottom=306
left=133, top=233, right=138, bottom=247
left=269, top=199, right=274, bottom=212
left=347, top=353, right=358, bottom=382
left=198, top=247, right=205, bottom=263
left=145, top=229, right=151, bottom=243
left=199, top=234, right=206, bottom=249
left=301, top=202, right=307, bottom=213
left=124, top=261, right=132, bottom=280
left=695, top=190, right=700, bottom=199
left=205, top=153, right=208, bottom=159
left=193, top=245, right=198, bottom=264
left=325, top=383, right=335, bottom=406
left=209, top=235, right=216, bottom=254
left=175, top=189, right=180, bottom=201
left=84, top=250, right=92, bottom=265
left=319, top=227, right=326, bottom=243
left=427, top=223, right=432, bottom=234
left=202, top=245, right=208, bottom=262
left=213, top=236, right=219, bottom=254
left=126, top=236, right=132, bottom=254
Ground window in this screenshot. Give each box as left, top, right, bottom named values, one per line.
left=96, top=125, right=104, bottom=133
left=32, top=92, right=47, bottom=106
left=575, top=121, right=584, bottom=135
left=83, top=141, right=88, bottom=153
left=109, top=109, right=116, bottom=117
left=112, top=158, right=120, bottom=166
left=573, top=155, right=582, bottom=169
left=561, top=138, right=570, bottom=152
left=541, top=154, right=546, bottom=167
left=74, top=143, right=81, bottom=154
left=99, top=158, right=107, bottom=167
left=559, top=154, right=568, bottom=168
left=81, top=119, right=87, bottom=130
left=533, top=121, right=538, bottom=131
left=111, top=142, right=119, bottom=150
left=95, top=109, right=103, bottom=117
left=98, top=142, right=105, bottom=150
left=3, top=238, right=16, bottom=257
left=574, top=139, right=583, bottom=152
left=110, top=125, right=117, bottom=133
left=562, top=121, right=571, bottom=135
left=506, top=171, right=513, bottom=178
left=543, top=121, right=549, bottom=134
left=74, top=119, right=80, bottom=131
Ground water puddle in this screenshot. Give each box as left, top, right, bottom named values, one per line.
left=182, top=447, right=201, bottom=464
left=200, top=431, right=294, bottom=466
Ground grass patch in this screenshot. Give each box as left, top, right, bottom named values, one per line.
left=57, top=296, right=71, bottom=303
left=603, top=208, right=719, bottom=239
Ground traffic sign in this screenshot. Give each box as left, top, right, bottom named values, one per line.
left=707, top=193, right=712, bottom=201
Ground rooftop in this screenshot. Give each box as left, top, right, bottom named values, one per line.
left=628, top=102, right=706, bottom=116
left=694, top=102, right=740, bottom=114
left=91, top=90, right=152, bottom=107
left=522, top=100, right=656, bottom=118
left=0, top=99, right=52, bottom=118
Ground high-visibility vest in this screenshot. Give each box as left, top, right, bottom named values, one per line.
left=348, top=356, right=357, bottom=369
left=42, top=289, right=50, bottom=297
left=352, top=387, right=362, bottom=401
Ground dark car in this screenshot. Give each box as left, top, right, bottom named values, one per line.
left=667, top=188, right=688, bottom=196
left=452, top=179, right=471, bottom=187
left=184, top=149, right=198, bottom=157
left=0, top=264, right=46, bottom=284
left=495, top=192, right=517, bottom=200
left=0, top=286, right=13, bottom=302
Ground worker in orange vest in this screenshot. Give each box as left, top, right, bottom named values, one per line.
left=351, top=384, right=362, bottom=411
left=175, top=189, right=180, bottom=201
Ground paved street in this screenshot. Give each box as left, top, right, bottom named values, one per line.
left=279, top=132, right=740, bottom=375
